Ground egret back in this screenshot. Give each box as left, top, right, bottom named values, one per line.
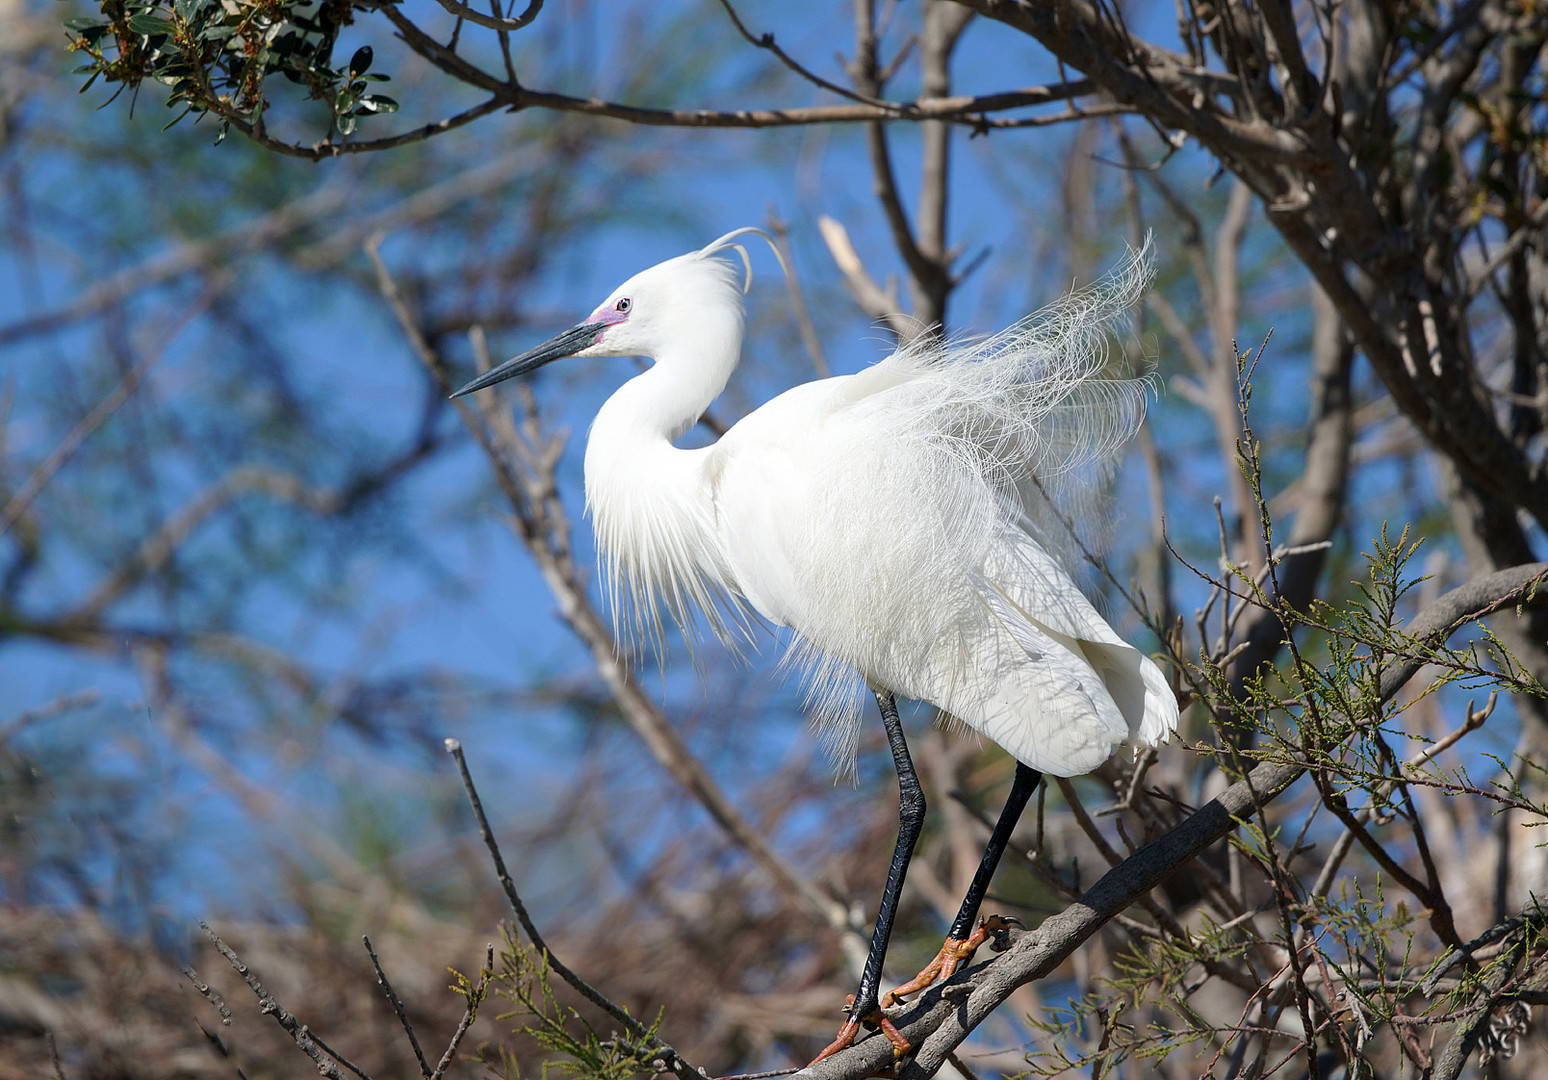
left=879, top=239, right=1155, bottom=580
left=708, top=242, right=1176, bottom=774
left=580, top=238, right=1177, bottom=776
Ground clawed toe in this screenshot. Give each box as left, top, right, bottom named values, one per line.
left=801, top=914, right=1026, bottom=1074
left=982, top=912, right=1025, bottom=952
left=879, top=913, right=1024, bottom=1012
left=808, top=996, right=912, bottom=1070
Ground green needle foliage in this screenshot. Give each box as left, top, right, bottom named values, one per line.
left=480, top=926, right=667, bottom=1080
left=1019, top=376, right=1548, bottom=1075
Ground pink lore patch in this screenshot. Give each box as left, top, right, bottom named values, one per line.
left=590, top=304, right=630, bottom=328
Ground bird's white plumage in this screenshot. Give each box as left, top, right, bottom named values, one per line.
left=574, top=232, right=1177, bottom=777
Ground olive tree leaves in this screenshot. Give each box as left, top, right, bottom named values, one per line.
left=66, top=1, right=396, bottom=144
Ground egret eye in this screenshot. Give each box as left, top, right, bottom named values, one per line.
left=615, top=298, right=632, bottom=313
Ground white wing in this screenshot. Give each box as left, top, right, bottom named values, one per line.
left=710, top=242, right=1177, bottom=775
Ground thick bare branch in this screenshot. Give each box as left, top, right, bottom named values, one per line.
left=956, top=0, right=1548, bottom=532
left=914, top=0, right=975, bottom=317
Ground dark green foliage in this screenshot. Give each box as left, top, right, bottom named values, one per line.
left=66, top=0, right=394, bottom=142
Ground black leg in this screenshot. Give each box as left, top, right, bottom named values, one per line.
left=946, top=761, right=1041, bottom=940
left=849, top=689, right=927, bottom=1020
left=810, top=710, right=1038, bottom=1065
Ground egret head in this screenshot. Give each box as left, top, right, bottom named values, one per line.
left=450, top=228, right=785, bottom=399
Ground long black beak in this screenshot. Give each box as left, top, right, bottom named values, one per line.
left=449, top=321, right=608, bottom=398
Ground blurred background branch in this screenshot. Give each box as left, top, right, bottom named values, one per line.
left=6, top=1, right=1548, bottom=1078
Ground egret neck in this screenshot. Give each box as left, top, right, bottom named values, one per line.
left=582, top=317, right=745, bottom=650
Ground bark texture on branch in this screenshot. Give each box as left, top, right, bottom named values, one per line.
left=952, top=0, right=1548, bottom=535
left=800, top=561, right=1548, bottom=1079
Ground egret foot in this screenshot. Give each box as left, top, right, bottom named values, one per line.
left=809, top=996, right=911, bottom=1068
left=879, top=914, right=1023, bottom=1009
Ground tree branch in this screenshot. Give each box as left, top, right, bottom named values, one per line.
left=798, top=560, right=1548, bottom=1078
left=428, top=0, right=543, bottom=32
left=816, top=214, right=911, bottom=338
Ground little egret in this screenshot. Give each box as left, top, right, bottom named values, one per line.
left=452, top=228, right=1178, bottom=1063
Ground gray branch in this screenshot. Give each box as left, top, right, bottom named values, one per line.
left=799, top=560, right=1548, bottom=1079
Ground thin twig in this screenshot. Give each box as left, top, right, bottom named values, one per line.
left=181, top=965, right=233, bottom=1025
left=187, top=92, right=507, bottom=162
left=1310, top=694, right=1500, bottom=900
left=429, top=943, right=494, bottom=1080
left=444, top=740, right=705, bottom=1080
left=444, top=740, right=644, bottom=1035
left=428, top=0, right=542, bottom=31
left=717, top=0, right=892, bottom=108
left=305, top=1027, right=376, bottom=1080
left=363, top=935, right=433, bottom=1079
left=944, top=1051, right=984, bottom=1080
left=47, top=1032, right=66, bottom=1080
left=198, top=921, right=366, bottom=1080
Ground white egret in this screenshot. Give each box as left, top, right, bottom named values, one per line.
left=452, top=228, right=1178, bottom=1063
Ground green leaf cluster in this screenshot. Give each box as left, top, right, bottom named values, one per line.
left=65, top=0, right=396, bottom=142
